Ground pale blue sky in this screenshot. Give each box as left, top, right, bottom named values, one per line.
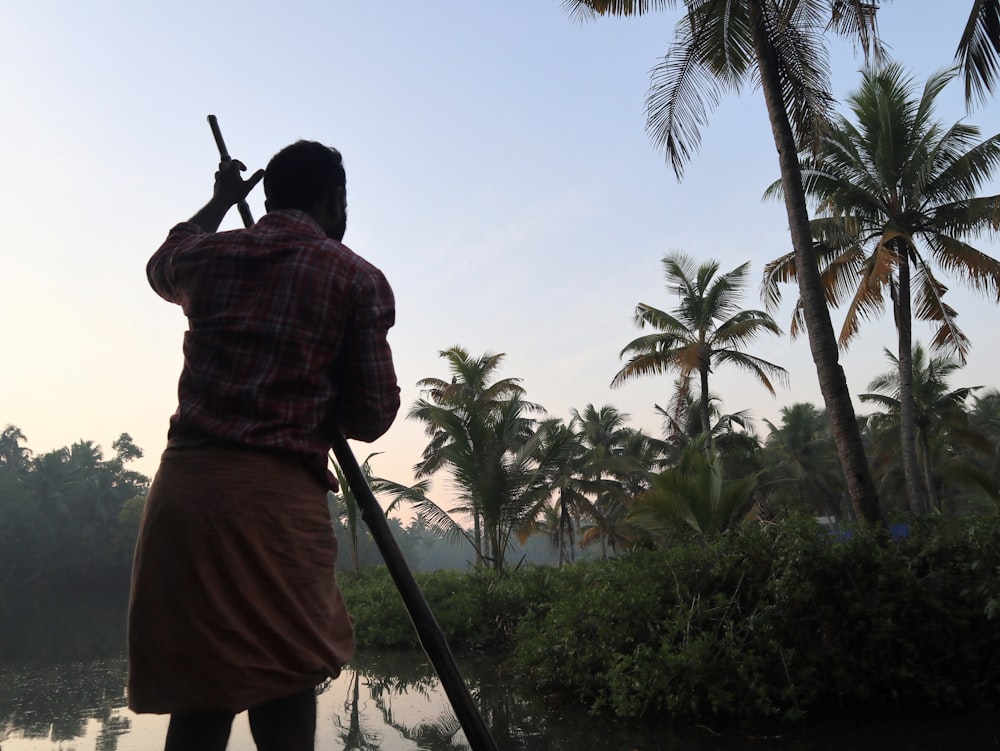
left=3, top=1, right=997, bottom=497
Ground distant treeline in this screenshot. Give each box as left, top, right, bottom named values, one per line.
left=0, top=425, right=563, bottom=592
left=0, top=425, right=150, bottom=590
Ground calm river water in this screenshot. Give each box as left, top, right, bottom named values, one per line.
left=1, top=589, right=997, bottom=750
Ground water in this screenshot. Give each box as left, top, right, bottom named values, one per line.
left=1, top=590, right=997, bottom=750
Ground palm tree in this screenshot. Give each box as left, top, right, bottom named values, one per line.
left=627, top=436, right=761, bottom=539
left=521, top=419, right=592, bottom=565
left=564, top=0, right=886, bottom=525
left=409, top=346, right=540, bottom=566
left=763, top=402, right=847, bottom=517
left=655, top=388, right=760, bottom=464
left=860, top=343, right=984, bottom=513
left=968, top=389, right=1000, bottom=486
left=541, top=405, right=659, bottom=561
left=613, top=252, right=787, bottom=449
left=763, top=64, right=1000, bottom=514
left=0, top=425, right=31, bottom=477
left=329, top=452, right=415, bottom=578
left=409, top=348, right=571, bottom=572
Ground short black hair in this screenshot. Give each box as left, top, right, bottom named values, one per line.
left=264, top=140, right=346, bottom=212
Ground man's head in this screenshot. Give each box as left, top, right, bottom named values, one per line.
left=264, top=141, right=347, bottom=240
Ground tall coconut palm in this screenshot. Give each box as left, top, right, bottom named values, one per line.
left=565, top=0, right=885, bottom=525
left=409, top=348, right=571, bottom=572
left=409, top=346, right=541, bottom=565
left=763, top=63, right=1000, bottom=514
left=564, top=404, right=658, bottom=558
left=613, top=252, right=787, bottom=450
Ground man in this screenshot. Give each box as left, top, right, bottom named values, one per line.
left=128, top=141, right=400, bottom=751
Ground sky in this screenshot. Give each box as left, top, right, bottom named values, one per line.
left=3, top=1, right=999, bottom=503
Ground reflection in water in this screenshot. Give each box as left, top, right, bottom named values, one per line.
left=330, top=673, right=381, bottom=750
left=1, top=590, right=669, bottom=751
left=2, top=592, right=999, bottom=750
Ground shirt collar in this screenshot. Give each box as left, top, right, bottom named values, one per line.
left=259, top=209, right=327, bottom=238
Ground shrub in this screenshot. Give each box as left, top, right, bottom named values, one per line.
left=512, top=516, right=1000, bottom=721
left=341, top=516, right=1000, bottom=723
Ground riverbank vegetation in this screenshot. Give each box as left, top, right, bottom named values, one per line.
left=341, top=515, right=1000, bottom=723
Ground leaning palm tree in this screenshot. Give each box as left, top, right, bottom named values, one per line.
left=613, top=252, right=787, bottom=450
left=763, top=63, right=1000, bottom=514
left=564, top=0, right=886, bottom=525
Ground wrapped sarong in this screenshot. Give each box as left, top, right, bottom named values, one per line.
left=127, top=443, right=355, bottom=714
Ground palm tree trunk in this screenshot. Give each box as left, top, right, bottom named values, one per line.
left=748, top=1, right=882, bottom=528
left=895, top=245, right=932, bottom=515
left=558, top=501, right=568, bottom=566
left=566, top=516, right=576, bottom=563
left=473, top=505, right=483, bottom=568
left=918, top=430, right=938, bottom=512
left=699, top=363, right=712, bottom=450
left=350, top=526, right=360, bottom=578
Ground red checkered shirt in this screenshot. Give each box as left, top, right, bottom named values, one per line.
left=148, top=210, right=400, bottom=481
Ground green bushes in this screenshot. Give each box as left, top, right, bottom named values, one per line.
left=340, top=565, right=560, bottom=651
left=340, top=516, right=1000, bottom=723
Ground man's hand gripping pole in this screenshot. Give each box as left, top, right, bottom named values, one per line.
left=207, top=115, right=256, bottom=228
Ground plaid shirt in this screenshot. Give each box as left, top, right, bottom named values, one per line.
left=148, top=210, right=400, bottom=481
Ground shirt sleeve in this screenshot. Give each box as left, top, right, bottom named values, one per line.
left=330, top=269, right=401, bottom=442
left=146, top=223, right=205, bottom=303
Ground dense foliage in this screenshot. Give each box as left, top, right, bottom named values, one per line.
left=343, top=516, right=1000, bottom=724
left=0, top=426, right=149, bottom=589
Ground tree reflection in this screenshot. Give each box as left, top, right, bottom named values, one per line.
left=0, top=657, right=128, bottom=747
left=331, top=672, right=382, bottom=751
left=344, top=652, right=466, bottom=750
left=95, top=712, right=130, bottom=751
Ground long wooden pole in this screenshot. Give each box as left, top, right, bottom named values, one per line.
left=329, top=433, right=499, bottom=751
left=206, top=115, right=499, bottom=751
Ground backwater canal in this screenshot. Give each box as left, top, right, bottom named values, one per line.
left=1, top=589, right=997, bottom=750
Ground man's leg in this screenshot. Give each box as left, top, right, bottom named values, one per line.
left=247, top=688, right=316, bottom=751
left=164, top=711, right=234, bottom=751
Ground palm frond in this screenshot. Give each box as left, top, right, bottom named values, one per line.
left=828, top=0, right=887, bottom=63
left=562, top=0, right=677, bottom=22
left=646, top=7, right=739, bottom=179
left=955, top=0, right=1000, bottom=107
left=911, top=258, right=970, bottom=363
